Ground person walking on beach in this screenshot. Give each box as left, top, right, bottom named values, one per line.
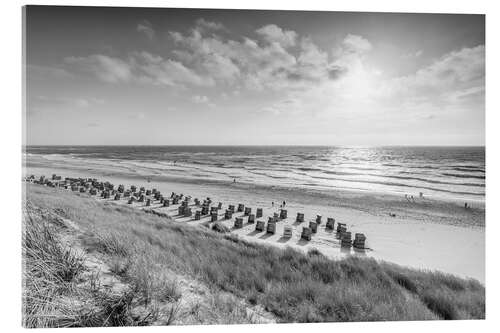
left=283, top=200, right=286, bottom=207
left=272, top=201, right=274, bottom=207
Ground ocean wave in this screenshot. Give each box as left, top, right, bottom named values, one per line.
left=450, top=167, right=485, bottom=173
left=442, top=173, right=485, bottom=180
left=26, top=145, right=485, bottom=201
left=305, top=175, right=484, bottom=197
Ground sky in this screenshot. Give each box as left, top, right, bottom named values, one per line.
left=24, top=6, right=485, bottom=146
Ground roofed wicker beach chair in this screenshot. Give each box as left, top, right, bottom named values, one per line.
left=234, top=217, right=243, bottom=228
left=283, top=226, right=293, bottom=238
left=301, top=227, right=312, bottom=241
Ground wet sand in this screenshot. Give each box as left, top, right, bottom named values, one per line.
left=24, top=155, right=485, bottom=282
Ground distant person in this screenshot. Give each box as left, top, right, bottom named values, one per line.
left=233, top=178, right=236, bottom=183
left=283, top=200, right=286, bottom=207
left=465, top=202, right=469, bottom=209
left=410, top=195, right=415, bottom=202
left=419, top=192, right=424, bottom=198
left=272, top=201, right=274, bottom=207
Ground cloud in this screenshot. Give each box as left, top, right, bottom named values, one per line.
left=258, top=44, right=483, bottom=120
left=33, top=95, right=96, bottom=108
left=191, top=95, right=216, bottom=108
left=137, top=20, right=155, bottom=40
left=27, top=95, right=103, bottom=114
left=192, top=95, right=209, bottom=104
left=416, top=45, right=484, bottom=86
left=27, top=64, right=72, bottom=79
left=293, top=37, right=346, bottom=83
left=128, top=112, right=146, bottom=120
left=255, top=24, right=297, bottom=48
left=195, top=18, right=226, bottom=32
left=403, top=50, right=423, bottom=58
left=169, top=23, right=351, bottom=91
left=382, top=45, right=485, bottom=102
left=259, top=97, right=303, bottom=116
left=131, top=51, right=215, bottom=87
left=64, top=54, right=133, bottom=83
left=341, top=34, right=372, bottom=54
left=58, top=22, right=370, bottom=95
left=447, top=86, right=484, bottom=102
left=63, top=52, right=214, bottom=87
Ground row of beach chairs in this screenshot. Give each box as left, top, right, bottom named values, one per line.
left=26, top=174, right=367, bottom=249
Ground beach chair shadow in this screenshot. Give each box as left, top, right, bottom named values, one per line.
left=296, top=238, right=309, bottom=246
left=277, top=236, right=290, bottom=243
left=353, top=248, right=367, bottom=256
left=259, top=233, right=274, bottom=240
left=247, top=230, right=261, bottom=236
left=340, top=247, right=352, bottom=254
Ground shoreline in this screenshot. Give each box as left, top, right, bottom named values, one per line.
left=24, top=153, right=485, bottom=204
left=24, top=163, right=485, bottom=283
left=25, top=155, right=485, bottom=227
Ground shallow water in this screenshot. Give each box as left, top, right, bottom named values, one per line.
left=25, top=146, right=485, bottom=202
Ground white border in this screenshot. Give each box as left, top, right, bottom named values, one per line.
left=1, top=0, right=498, bottom=332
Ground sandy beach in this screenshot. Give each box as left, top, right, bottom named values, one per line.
left=24, top=154, right=485, bottom=283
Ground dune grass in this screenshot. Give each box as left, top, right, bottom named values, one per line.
left=24, top=184, right=485, bottom=324
left=22, top=202, right=162, bottom=327
left=22, top=205, right=86, bottom=328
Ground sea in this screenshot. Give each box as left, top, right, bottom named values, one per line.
left=24, top=146, right=485, bottom=202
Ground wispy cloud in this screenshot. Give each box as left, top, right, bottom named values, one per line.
left=27, top=95, right=104, bottom=116
left=27, top=64, right=72, bottom=79
left=255, top=24, right=297, bottom=48
left=380, top=45, right=485, bottom=104
left=402, top=50, right=423, bottom=58
left=64, top=54, right=132, bottom=83
left=192, top=95, right=209, bottom=104
left=137, top=20, right=155, bottom=40
left=341, top=34, right=372, bottom=54
left=31, top=95, right=103, bottom=108
left=192, top=95, right=216, bottom=108
left=195, top=18, right=226, bottom=32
